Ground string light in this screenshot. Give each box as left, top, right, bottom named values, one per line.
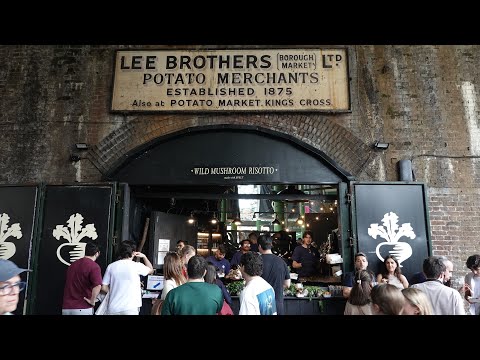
left=210, top=212, right=218, bottom=224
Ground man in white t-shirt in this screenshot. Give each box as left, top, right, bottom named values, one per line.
left=238, top=251, right=277, bottom=315
left=101, top=241, right=154, bottom=315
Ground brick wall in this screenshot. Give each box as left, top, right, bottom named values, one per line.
left=1, top=45, right=480, bottom=285
left=429, top=187, right=480, bottom=285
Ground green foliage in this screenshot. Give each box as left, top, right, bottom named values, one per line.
left=284, top=284, right=328, bottom=300
left=284, top=284, right=298, bottom=296
left=226, top=280, right=245, bottom=296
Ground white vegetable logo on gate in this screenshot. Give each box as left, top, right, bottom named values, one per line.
left=368, top=212, right=415, bottom=266
left=0, top=213, right=22, bottom=260
left=53, top=213, right=98, bottom=266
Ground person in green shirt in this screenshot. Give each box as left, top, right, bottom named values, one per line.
left=161, top=255, right=223, bottom=315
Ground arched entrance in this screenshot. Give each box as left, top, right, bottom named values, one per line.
left=106, top=126, right=354, bottom=281
left=104, top=125, right=358, bottom=314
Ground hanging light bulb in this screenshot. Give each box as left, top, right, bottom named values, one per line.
left=296, top=216, right=304, bottom=225
left=187, top=212, right=196, bottom=224
left=210, top=212, right=218, bottom=225
left=231, top=212, right=242, bottom=226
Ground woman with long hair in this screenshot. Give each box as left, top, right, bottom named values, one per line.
left=344, top=269, right=373, bottom=315
left=160, top=252, right=186, bottom=300
left=205, top=263, right=233, bottom=315
left=401, top=287, right=433, bottom=315
left=376, top=255, right=409, bottom=289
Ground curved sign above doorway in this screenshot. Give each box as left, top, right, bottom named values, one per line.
left=107, top=129, right=350, bottom=185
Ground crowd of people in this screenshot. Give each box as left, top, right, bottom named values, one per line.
left=2, top=229, right=480, bottom=316
left=56, top=232, right=291, bottom=316
left=159, top=233, right=289, bottom=315
left=342, top=252, right=476, bottom=315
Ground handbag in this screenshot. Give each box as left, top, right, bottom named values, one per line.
left=151, top=299, right=164, bottom=315
left=95, top=292, right=110, bottom=315
left=217, top=300, right=233, bottom=315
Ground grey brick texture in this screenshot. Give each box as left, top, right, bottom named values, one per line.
left=1, top=45, right=480, bottom=277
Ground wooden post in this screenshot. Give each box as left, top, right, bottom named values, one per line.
left=135, top=217, right=150, bottom=261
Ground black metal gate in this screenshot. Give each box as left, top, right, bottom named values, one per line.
left=349, top=182, right=431, bottom=281
left=0, top=183, right=118, bottom=315
left=0, top=185, right=40, bottom=315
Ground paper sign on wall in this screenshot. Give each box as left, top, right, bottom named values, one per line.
left=157, top=239, right=170, bottom=265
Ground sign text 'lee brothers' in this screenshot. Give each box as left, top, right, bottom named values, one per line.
left=111, top=49, right=350, bottom=112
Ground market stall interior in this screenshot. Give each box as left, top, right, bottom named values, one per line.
left=130, top=183, right=342, bottom=282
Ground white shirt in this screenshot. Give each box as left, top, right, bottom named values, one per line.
left=465, top=272, right=480, bottom=315
left=102, top=259, right=151, bottom=314
left=160, top=279, right=179, bottom=300
left=411, top=280, right=465, bottom=315
left=239, top=276, right=277, bottom=315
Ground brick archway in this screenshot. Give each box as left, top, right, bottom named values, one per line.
left=88, top=114, right=374, bottom=177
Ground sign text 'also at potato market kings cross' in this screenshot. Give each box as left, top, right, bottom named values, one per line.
left=111, top=48, right=350, bottom=112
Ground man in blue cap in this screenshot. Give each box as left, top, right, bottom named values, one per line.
left=0, top=259, right=30, bottom=315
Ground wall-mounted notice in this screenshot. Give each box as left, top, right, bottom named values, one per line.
left=111, top=48, right=350, bottom=112
left=157, top=239, right=170, bottom=265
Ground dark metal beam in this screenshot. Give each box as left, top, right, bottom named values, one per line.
left=134, top=191, right=337, bottom=201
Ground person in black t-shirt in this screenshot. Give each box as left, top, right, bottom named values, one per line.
left=258, top=234, right=291, bottom=315
left=291, top=231, right=320, bottom=278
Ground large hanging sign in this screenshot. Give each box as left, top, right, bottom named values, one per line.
left=111, top=48, right=350, bottom=112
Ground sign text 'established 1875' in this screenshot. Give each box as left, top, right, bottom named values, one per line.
left=111, top=48, right=350, bottom=112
